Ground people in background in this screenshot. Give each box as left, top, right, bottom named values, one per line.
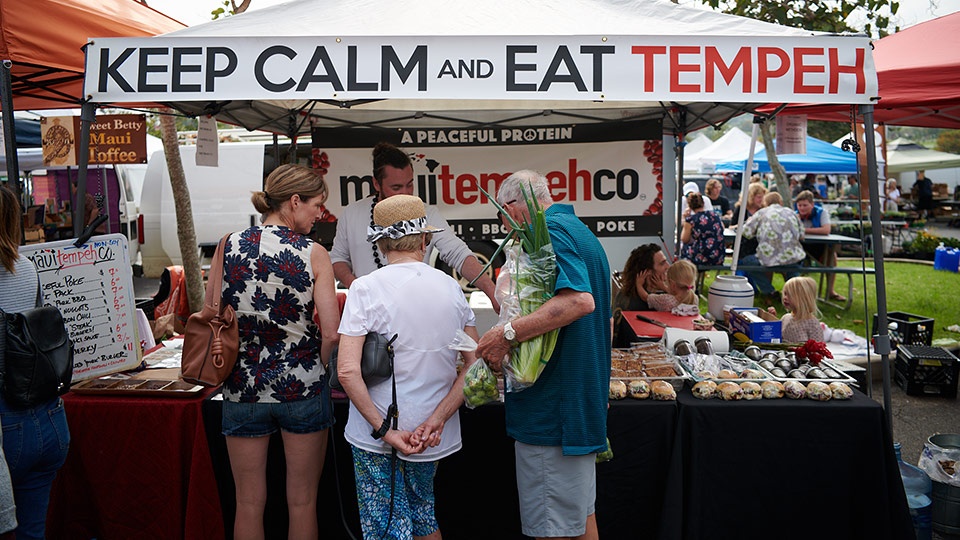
left=331, top=142, right=499, bottom=312
left=0, top=184, right=69, bottom=540
left=637, top=259, right=698, bottom=312
left=768, top=276, right=824, bottom=343
left=477, top=169, right=610, bottom=540
left=680, top=181, right=714, bottom=216
left=730, top=184, right=768, bottom=290
left=337, top=194, right=478, bottom=540
left=704, top=178, right=732, bottom=219
left=842, top=176, right=860, bottom=199
left=740, top=191, right=806, bottom=303
left=70, top=180, right=106, bottom=233
left=794, top=174, right=819, bottom=198
left=915, top=170, right=935, bottom=218
left=612, top=244, right=671, bottom=347
left=681, top=192, right=725, bottom=266
left=220, top=164, right=341, bottom=539
left=883, top=179, right=901, bottom=212
left=795, top=190, right=844, bottom=302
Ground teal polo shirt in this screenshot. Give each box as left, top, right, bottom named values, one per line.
left=504, top=204, right=612, bottom=455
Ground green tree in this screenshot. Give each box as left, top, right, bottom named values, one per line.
left=936, top=130, right=960, bottom=154
left=701, top=0, right=899, bottom=37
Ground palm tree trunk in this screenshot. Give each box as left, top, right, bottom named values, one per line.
left=159, top=109, right=204, bottom=313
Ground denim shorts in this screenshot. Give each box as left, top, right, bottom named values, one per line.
left=222, top=393, right=334, bottom=437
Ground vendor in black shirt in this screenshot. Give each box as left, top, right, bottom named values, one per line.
left=705, top=178, right=732, bottom=220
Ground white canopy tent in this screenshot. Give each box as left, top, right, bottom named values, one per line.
left=684, top=126, right=755, bottom=174
left=682, top=132, right=713, bottom=163
left=79, top=0, right=897, bottom=416
left=886, top=138, right=960, bottom=174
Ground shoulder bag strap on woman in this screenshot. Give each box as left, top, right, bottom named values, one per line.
left=205, top=234, right=231, bottom=315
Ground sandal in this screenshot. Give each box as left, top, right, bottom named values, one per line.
left=828, top=292, right=847, bottom=302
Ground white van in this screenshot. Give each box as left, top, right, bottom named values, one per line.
left=139, top=142, right=275, bottom=277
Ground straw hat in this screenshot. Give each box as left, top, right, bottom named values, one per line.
left=367, top=194, right=444, bottom=243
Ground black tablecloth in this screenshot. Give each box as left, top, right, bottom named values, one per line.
left=662, top=391, right=915, bottom=540
left=201, top=396, right=678, bottom=539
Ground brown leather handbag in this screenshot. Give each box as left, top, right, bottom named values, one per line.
left=180, top=234, right=239, bottom=387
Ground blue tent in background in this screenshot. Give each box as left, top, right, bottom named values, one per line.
left=713, top=135, right=858, bottom=174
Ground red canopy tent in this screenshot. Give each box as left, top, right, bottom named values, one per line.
left=771, top=12, right=960, bottom=128
left=0, top=0, right=185, bottom=111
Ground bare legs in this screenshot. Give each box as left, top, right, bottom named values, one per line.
left=226, top=429, right=329, bottom=540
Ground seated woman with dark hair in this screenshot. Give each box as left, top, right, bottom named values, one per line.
left=612, top=244, right=670, bottom=347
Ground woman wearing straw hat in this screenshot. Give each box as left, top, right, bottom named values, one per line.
left=337, top=194, right=480, bottom=540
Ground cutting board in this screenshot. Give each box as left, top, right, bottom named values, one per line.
left=622, top=311, right=696, bottom=339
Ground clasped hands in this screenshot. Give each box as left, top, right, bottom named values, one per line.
left=383, top=416, right=446, bottom=456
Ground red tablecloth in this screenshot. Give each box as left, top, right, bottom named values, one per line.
left=47, top=387, right=225, bottom=540
left=622, top=311, right=696, bottom=339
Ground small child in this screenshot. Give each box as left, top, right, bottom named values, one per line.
left=769, top=276, right=824, bottom=343
left=640, top=259, right=698, bottom=312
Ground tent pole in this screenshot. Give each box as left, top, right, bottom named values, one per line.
left=674, top=110, right=687, bottom=253
left=1, top=60, right=21, bottom=202
left=861, top=105, right=893, bottom=433
left=730, top=117, right=762, bottom=273
left=74, top=102, right=96, bottom=238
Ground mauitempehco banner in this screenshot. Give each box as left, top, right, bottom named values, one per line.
left=313, top=120, right=665, bottom=241
left=41, top=114, right=148, bottom=167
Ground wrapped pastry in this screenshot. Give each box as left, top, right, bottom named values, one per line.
left=740, top=368, right=765, bottom=380
left=806, top=381, right=832, bottom=401
left=829, top=382, right=854, bottom=400
left=691, top=380, right=718, bottom=399
left=651, top=380, right=677, bottom=401
left=697, top=370, right=718, bottom=380
left=718, top=369, right=739, bottom=379
left=783, top=380, right=806, bottom=400
left=609, top=380, right=627, bottom=400
left=716, top=381, right=743, bottom=401
left=628, top=379, right=651, bottom=399
left=761, top=380, right=784, bottom=399
left=740, top=381, right=762, bottom=400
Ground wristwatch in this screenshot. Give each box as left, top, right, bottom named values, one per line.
left=503, top=321, right=519, bottom=347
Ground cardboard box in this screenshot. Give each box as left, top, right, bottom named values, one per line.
left=23, top=227, right=45, bottom=244
left=730, top=307, right=782, bottom=343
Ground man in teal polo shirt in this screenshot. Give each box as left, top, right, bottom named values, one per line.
left=478, top=169, right=611, bottom=540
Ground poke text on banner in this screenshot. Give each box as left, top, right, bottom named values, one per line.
left=84, top=35, right=876, bottom=104
left=19, top=234, right=142, bottom=381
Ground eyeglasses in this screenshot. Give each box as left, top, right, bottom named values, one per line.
left=496, top=199, right=517, bottom=221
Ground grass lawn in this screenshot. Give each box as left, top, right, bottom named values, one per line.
left=698, top=259, right=960, bottom=343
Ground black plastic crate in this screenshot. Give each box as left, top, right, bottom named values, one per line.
left=872, top=312, right=934, bottom=347
left=894, top=345, right=959, bottom=398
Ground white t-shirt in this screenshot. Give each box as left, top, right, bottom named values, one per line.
left=330, top=196, right=473, bottom=279
left=338, top=261, right=476, bottom=461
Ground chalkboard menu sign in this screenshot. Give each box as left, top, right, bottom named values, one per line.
left=19, top=234, right=142, bottom=381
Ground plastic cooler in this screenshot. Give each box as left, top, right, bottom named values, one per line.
left=895, top=345, right=960, bottom=398
left=872, top=312, right=934, bottom=347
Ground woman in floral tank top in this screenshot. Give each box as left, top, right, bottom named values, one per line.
left=219, top=164, right=341, bottom=539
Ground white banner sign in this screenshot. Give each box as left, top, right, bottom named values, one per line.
left=313, top=121, right=665, bottom=241
left=85, top=35, right=876, bottom=104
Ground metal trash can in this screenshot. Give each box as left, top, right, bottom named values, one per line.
left=928, top=434, right=960, bottom=535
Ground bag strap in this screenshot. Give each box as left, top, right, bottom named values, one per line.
left=203, top=234, right=231, bottom=315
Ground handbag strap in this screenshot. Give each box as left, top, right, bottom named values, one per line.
left=203, top=234, right=231, bottom=314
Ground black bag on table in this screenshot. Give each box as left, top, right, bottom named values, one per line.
left=0, top=293, right=74, bottom=409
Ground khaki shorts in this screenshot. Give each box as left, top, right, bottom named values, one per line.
left=515, top=441, right=596, bottom=538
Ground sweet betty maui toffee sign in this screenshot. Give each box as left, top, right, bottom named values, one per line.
left=20, top=234, right=141, bottom=381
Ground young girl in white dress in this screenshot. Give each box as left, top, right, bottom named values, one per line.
left=770, top=276, right=824, bottom=342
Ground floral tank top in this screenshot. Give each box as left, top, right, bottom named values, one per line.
left=221, top=225, right=324, bottom=403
